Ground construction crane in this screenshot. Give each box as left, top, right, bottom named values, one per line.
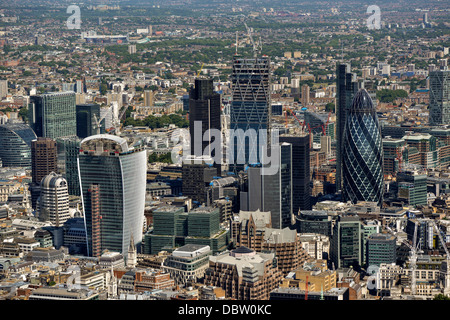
left=197, top=63, right=204, bottom=76
left=243, top=21, right=262, bottom=58
left=410, top=222, right=418, bottom=296
left=284, top=106, right=305, bottom=130
left=92, top=104, right=128, bottom=135
left=431, top=220, right=450, bottom=293
left=384, top=224, right=419, bottom=295
left=323, top=112, right=331, bottom=136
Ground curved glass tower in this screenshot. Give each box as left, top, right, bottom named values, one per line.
left=342, top=89, right=384, bottom=205
left=0, top=122, right=37, bottom=168
left=78, top=134, right=147, bottom=257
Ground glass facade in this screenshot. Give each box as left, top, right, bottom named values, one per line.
left=229, top=56, right=271, bottom=173
left=76, top=104, right=101, bottom=139
left=29, top=91, right=77, bottom=139
left=331, top=215, right=362, bottom=269
left=78, top=135, right=146, bottom=258
left=262, top=142, right=293, bottom=229
left=342, top=89, right=384, bottom=205
left=0, top=122, right=37, bottom=168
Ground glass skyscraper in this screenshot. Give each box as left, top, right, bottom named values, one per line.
left=76, top=103, right=101, bottom=138
left=77, top=134, right=147, bottom=258
left=336, top=63, right=358, bottom=191
left=229, top=55, right=271, bottom=173
left=429, top=70, right=450, bottom=126
left=29, top=91, right=77, bottom=139
left=0, top=122, right=37, bottom=168
left=342, top=89, right=384, bottom=205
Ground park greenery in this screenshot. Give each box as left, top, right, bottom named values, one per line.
left=123, top=113, right=188, bottom=129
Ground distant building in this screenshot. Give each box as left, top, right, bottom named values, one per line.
left=0, top=80, right=8, bottom=99
left=205, top=247, right=283, bottom=300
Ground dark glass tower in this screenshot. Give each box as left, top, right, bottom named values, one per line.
left=189, top=78, right=221, bottom=175
left=342, top=89, right=384, bottom=205
left=279, top=133, right=311, bottom=212
left=76, top=103, right=101, bottom=139
left=229, top=56, right=271, bottom=173
left=336, top=63, right=358, bottom=191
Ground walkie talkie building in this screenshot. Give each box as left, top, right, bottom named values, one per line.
left=342, top=89, right=384, bottom=205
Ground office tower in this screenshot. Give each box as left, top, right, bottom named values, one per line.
left=336, top=63, right=358, bottom=191
left=76, top=80, right=84, bottom=94
left=229, top=55, right=271, bottom=173
left=189, top=78, right=222, bottom=175
left=0, top=122, right=36, bottom=168
left=301, top=84, right=310, bottom=106
left=382, top=137, right=407, bottom=175
left=76, top=103, right=101, bottom=138
left=182, top=156, right=217, bottom=205
left=280, top=133, right=311, bottom=212
left=331, top=214, right=362, bottom=269
left=403, top=133, right=438, bottom=169
left=78, top=134, right=147, bottom=258
left=240, top=143, right=293, bottom=229
left=295, top=210, right=332, bottom=237
left=366, top=233, right=397, bottom=267
left=0, top=80, right=7, bottom=99
left=128, top=44, right=136, bottom=54
left=37, top=172, right=70, bottom=227
left=31, top=137, right=57, bottom=184
left=342, top=89, right=384, bottom=205
left=144, top=90, right=154, bottom=107
left=397, top=170, right=427, bottom=206
left=146, top=205, right=229, bottom=255
left=205, top=247, right=283, bottom=300
left=429, top=70, right=450, bottom=126
left=262, top=142, right=293, bottom=229
left=56, top=137, right=81, bottom=196
left=29, top=91, right=77, bottom=139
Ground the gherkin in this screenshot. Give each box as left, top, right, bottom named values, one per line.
left=342, top=89, right=384, bottom=205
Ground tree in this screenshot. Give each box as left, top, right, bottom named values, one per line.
left=325, top=103, right=335, bottom=113
left=434, top=294, right=450, bottom=300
